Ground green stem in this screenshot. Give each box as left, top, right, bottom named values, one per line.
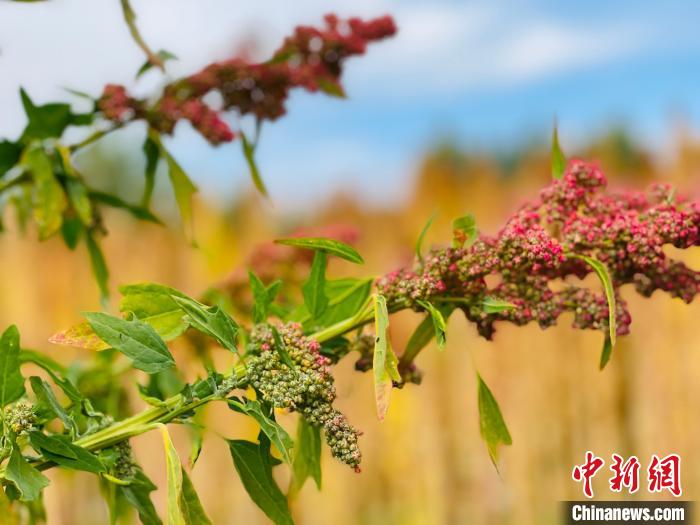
left=69, top=126, right=121, bottom=153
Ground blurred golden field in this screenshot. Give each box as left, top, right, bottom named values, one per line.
left=1, top=128, right=699, bottom=524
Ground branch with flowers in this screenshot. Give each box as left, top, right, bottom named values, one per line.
left=0, top=155, right=697, bottom=523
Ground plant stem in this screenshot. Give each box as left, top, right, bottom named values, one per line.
left=69, top=126, right=121, bottom=153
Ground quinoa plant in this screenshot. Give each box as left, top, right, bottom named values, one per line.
left=1, top=4, right=700, bottom=525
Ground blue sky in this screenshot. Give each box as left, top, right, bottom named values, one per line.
left=1, top=0, right=699, bottom=209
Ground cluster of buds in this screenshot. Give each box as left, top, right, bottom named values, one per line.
left=97, top=14, right=396, bottom=145
left=245, top=323, right=362, bottom=470
left=377, top=160, right=699, bottom=341
left=111, top=440, right=137, bottom=481
left=4, top=401, right=36, bottom=435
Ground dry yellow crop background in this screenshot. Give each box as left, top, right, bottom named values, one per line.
left=0, top=130, right=698, bottom=524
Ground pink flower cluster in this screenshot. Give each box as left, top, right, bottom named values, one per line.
left=377, top=160, right=699, bottom=341
left=97, top=14, right=396, bottom=145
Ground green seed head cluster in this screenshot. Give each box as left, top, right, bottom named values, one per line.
left=247, top=323, right=362, bottom=470
left=112, top=440, right=136, bottom=481
left=4, top=401, right=36, bottom=435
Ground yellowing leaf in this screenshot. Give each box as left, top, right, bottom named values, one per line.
left=49, top=322, right=109, bottom=351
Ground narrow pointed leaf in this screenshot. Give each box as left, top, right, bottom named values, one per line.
left=477, top=373, right=512, bottom=466
left=551, top=123, right=566, bottom=180
left=0, top=325, right=24, bottom=407
left=600, top=334, right=613, bottom=370
left=482, top=297, right=516, bottom=314
left=86, top=231, right=110, bottom=303
left=289, top=418, right=322, bottom=496
left=373, top=294, right=398, bottom=420
left=274, top=237, right=363, bottom=264
left=302, top=251, right=328, bottom=319
left=415, top=212, right=436, bottom=262
left=241, top=133, right=268, bottom=197
left=228, top=398, right=294, bottom=464
left=416, top=300, right=447, bottom=351
left=571, top=254, right=617, bottom=347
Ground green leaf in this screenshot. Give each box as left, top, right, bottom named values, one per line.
left=274, top=237, right=363, bottom=264
left=136, top=50, right=178, bottom=78
left=119, top=283, right=188, bottom=340
left=0, top=325, right=24, bottom=408
left=416, top=300, right=447, bottom=351
left=141, top=135, right=160, bottom=208
left=171, top=295, right=239, bottom=353
left=482, top=297, right=516, bottom=314
left=19, top=349, right=68, bottom=376
left=227, top=439, right=294, bottom=525
left=249, top=272, right=280, bottom=324
left=600, top=333, right=613, bottom=370
left=29, top=377, right=73, bottom=433
left=86, top=231, right=110, bottom=304
left=64, top=177, right=92, bottom=226
left=477, top=373, right=512, bottom=466
left=120, top=469, right=162, bottom=525
left=90, top=191, right=162, bottom=224
left=317, top=78, right=346, bottom=98
left=373, top=294, right=399, bottom=420
left=19, top=88, right=73, bottom=140
left=0, top=140, right=22, bottom=177
left=452, top=213, right=477, bottom=249
left=302, top=251, right=328, bottom=319
left=179, top=468, right=212, bottom=525
left=158, top=425, right=186, bottom=525
left=5, top=447, right=50, bottom=501
left=270, top=327, right=295, bottom=369
left=0, top=485, right=20, bottom=524
left=291, top=278, right=372, bottom=327
left=551, top=123, right=567, bottom=180
left=60, top=216, right=83, bottom=250
left=22, top=146, right=66, bottom=239
left=228, top=398, right=294, bottom=464
left=289, top=418, right=322, bottom=497
left=415, top=212, right=436, bottom=262
left=571, top=254, right=617, bottom=347
left=28, top=432, right=105, bottom=473
left=241, top=132, right=268, bottom=197
left=84, top=312, right=175, bottom=374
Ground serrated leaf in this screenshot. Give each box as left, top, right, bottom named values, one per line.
left=452, top=213, right=477, bottom=249
left=274, top=237, right=364, bottom=264
left=373, top=294, right=398, bottom=420
left=302, top=251, right=328, bottom=319
left=241, top=132, right=268, bottom=197
left=5, top=447, right=50, bottom=502
left=289, top=418, right=321, bottom=497
left=477, top=373, right=512, bottom=466
left=551, top=123, right=566, bottom=180
left=28, top=432, right=105, bottom=473
left=482, top=297, right=516, bottom=314
left=84, top=312, right=175, bottom=374
left=48, top=322, right=110, bottom=351
left=171, top=295, right=238, bottom=353
left=22, top=146, right=66, bottom=239
left=415, top=212, right=436, bottom=262
left=119, top=283, right=188, bottom=340
left=248, top=271, right=280, bottom=324
left=227, top=439, right=294, bottom=525
left=416, top=300, right=447, bottom=351
left=19, top=88, right=73, bottom=140
left=228, top=398, right=294, bottom=464
left=0, top=326, right=24, bottom=408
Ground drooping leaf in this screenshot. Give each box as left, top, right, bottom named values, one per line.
left=22, top=146, right=66, bottom=239
left=228, top=398, right=294, bottom=464
left=452, top=213, right=477, bottom=249
left=289, top=418, right=322, bottom=497
left=86, top=231, right=110, bottom=304
left=241, top=132, right=268, bottom=197
left=0, top=140, right=22, bottom=177
left=64, top=177, right=92, bottom=226
left=179, top=468, right=212, bottom=525
left=164, top=148, right=196, bottom=239
left=171, top=295, right=239, bottom=353
left=19, top=349, right=67, bottom=376
left=227, top=439, right=294, bottom=525
left=551, top=123, right=566, bottom=180
left=5, top=447, right=50, bottom=502
left=60, top=216, right=83, bottom=250
left=28, top=432, right=105, bottom=473
left=29, top=377, right=73, bottom=433
left=158, top=425, right=185, bottom=525
left=120, top=469, right=162, bottom=525
left=571, top=254, right=617, bottom=347
left=84, top=312, right=175, bottom=374
left=415, top=212, right=436, bottom=262
left=477, top=373, right=512, bottom=466
left=302, top=251, right=328, bottom=319
left=274, top=237, right=364, bottom=264
left=482, top=297, right=516, bottom=314
left=90, top=191, right=161, bottom=224
left=0, top=325, right=24, bottom=408
left=416, top=300, right=447, bottom=351
left=373, top=294, right=398, bottom=420
left=599, top=333, right=613, bottom=371
left=141, top=135, right=160, bottom=207
left=119, top=283, right=188, bottom=340
left=48, top=322, right=110, bottom=351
